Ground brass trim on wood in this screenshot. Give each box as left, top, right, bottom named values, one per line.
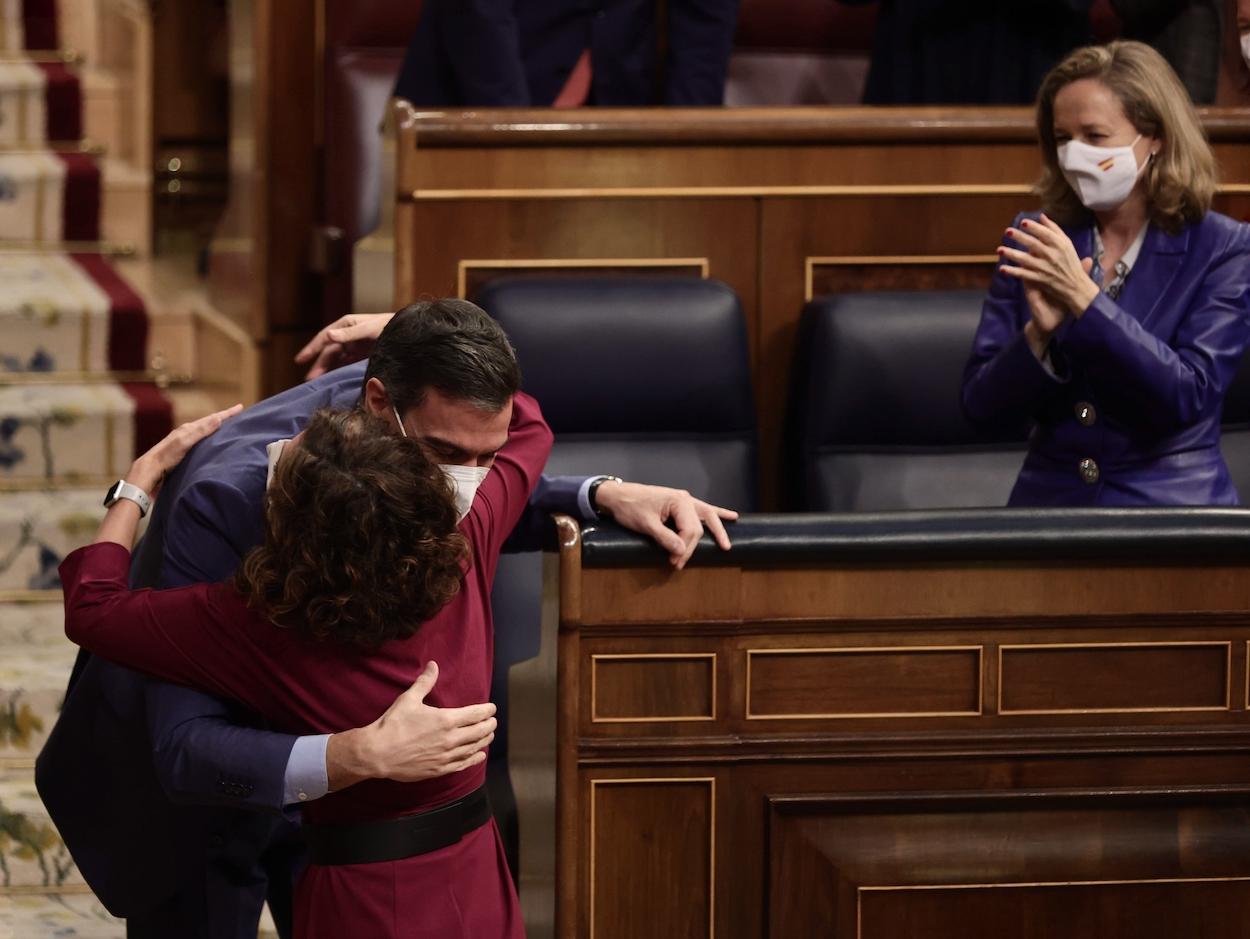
left=744, top=645, right=985, bottom=720
left=996, top=641, right=1233, bottom=715
left=413, top=183, right=1036, bottom=202
left=804, top=254, right=999, bottom=301
left=590, top=653, right=718, bottom=724
left=588, top=776, right=716, bottom=939
left=0, top=883, right=98, bottom=896
left=856, top=875, right=1250, bottom=939
left=0, top=590, right=61, bottom=603
left=455, top=256, right=710, bottom=298
left=0, top=758, right=37, bottom=770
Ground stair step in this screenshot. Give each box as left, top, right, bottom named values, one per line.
left=0, top=384, right=147, bottom=482
left=0, top=487, right=118, bottom=591
left=0, top=151, right=98, bottom=243
left=101, top=156, right=151, bottom=255
left=0, top=888, right=124, bottom=937
left=0, top=604, right=77, bottom=760
left=0, top=766, right=86, bottom=889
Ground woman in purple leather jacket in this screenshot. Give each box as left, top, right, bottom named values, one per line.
left=962, top=40, right=1250, bottom=506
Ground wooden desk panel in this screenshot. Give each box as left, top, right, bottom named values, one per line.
left=554, top=516, right=1250, bottom=939
left=396, top=107, right=1250, bottom=508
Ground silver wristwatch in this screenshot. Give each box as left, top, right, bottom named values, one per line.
left=103, top=479, right=152, bottom=517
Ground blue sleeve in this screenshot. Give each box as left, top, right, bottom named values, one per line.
left=1055, top=247, right=1250, bottom=435
left=501, top=473, right=597, bottom=553
left=961, top=214, right=1070, bottom=433
left=144, top=478, right=305, bottom=816
left=439, top=0, right=531, bottom=106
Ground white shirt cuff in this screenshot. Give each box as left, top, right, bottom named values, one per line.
left=578, top=475, right=609, bottom=521
left=282, top=734, right=331, bottom=806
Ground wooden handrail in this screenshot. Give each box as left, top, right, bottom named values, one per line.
left=395, top=102, right=1250, bottom=146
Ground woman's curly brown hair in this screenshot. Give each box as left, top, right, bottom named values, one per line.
left=235, top=408, right=469, bottom=648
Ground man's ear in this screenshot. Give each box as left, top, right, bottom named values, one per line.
left=362, top=377, right=391, bottom=417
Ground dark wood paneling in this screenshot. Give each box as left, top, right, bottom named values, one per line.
left=590, top=778, right=714, bottom=939
left=768, top=792, right=1250, bottom=939
left=746, top=647, right=981, bottom=718
left=860, top=881, right=1250, bottom=939
left=591, top=654, right=716, bottom=722
left=1000, top=643, right=1230, bottom=714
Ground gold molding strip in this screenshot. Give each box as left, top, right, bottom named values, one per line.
left=857, top=875, right=1250, bottom=939
left=0, top=590, right=62, bottom=603
left=0, top=370, right=188, bottom=386
left=0, top=142, right=104, bottom=156
left=456, top=256, right=709, bottom=298
left=588, top=776, right=716, bottom=939
left=745, top=645, right=984, bottom=721
left=0, top=475, right=115, bottom=492
left=997, top=641, right=1233, bottom=716
left=0, top=883, right=98, bottom=896
left=413, top=183, right=1036, bottom=202
left=0, top=758, right=36, bottom=770
left=0, top=241, right=136, bottom=256
left=590, top=653, right=717, bottom=724
left=0, top=50, right=82, bottom=65
left=804, top=254, right=998, bottom=301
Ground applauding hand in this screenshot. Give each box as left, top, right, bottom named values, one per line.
left=997, top=214, right=1100, bottom=318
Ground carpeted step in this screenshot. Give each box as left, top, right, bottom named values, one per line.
left=2, top=0, right=58, bottom=52
left=0, top=151, right=98, bottom=242
left=0, top=253, right=148, bottom=375
left=0, top=487, right=117, bottom=592
left=0, top=889, right=124, bottom=938
left=0, top=59, right=81, bottom=143
left=0, top=382, right=171, bottom=482
left=0, top=599, right=73, bottom=760
left=0, top=765, right=84, bottom=890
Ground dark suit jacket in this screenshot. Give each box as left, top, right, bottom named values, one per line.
left=963, top=210, right=1250, bottom=506
left=841, top=0, right=1093, bottom=104
left=392, top=0, right=740, bottom=107
left=36, top=362, right=587, bottom=928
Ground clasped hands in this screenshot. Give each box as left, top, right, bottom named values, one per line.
left=996, top=214, right=1101, bottom=360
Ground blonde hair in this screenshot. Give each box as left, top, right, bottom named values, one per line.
left=1034, top=41, right=1216, bottom=234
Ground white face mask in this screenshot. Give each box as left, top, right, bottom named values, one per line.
left=1241, top=32, right=1250, bottom=72
left=1057, top=133, right=1147, bottom=212
left=265, top=438, right=290, bottom=489
left=393, top=405, right=488, bottom=522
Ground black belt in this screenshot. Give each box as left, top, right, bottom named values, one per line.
left=304, top=785, right=492, bottom=866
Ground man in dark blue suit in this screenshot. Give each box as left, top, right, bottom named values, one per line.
left=392, top=0, right=741, bottom=107
left=38, top=302, right=735, bottom=938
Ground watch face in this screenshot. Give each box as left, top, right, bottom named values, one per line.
left=103, top=481, right=123, bottom=506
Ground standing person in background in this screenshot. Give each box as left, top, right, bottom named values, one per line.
left=837, top=0, right=1092, bottom=104
left=1112, top=0, right=1224, bottom=103
left=392, top=0, right=742, bottom=108
left=962, top=41, right=1250, bottom=506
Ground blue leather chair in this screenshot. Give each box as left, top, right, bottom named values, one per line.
left=790, top=290, right=1030, bottom=511
left=474, top=275, right=757, bottom=875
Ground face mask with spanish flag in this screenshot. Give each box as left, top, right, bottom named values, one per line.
left=1057, top=134, right=1146, bottom=212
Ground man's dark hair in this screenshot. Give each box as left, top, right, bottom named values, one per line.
left=362, top=299, right=520, bottom=413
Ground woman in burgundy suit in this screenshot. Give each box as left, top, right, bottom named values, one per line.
left=59, top=392, right=553, bottom=938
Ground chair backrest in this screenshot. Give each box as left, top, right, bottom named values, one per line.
left=476, top=275, right=757, bottom=667
left=1219, top=346, right=1250, bottom=499
left=790, top=290, right=1029, bottom=511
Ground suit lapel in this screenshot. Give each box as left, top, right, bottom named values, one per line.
left=1121, top=224, right=1189, bottom=326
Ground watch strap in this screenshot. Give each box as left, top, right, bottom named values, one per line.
left=104, top=479, right=152, bottom=517
left=587, top=475, right=623, bottom=518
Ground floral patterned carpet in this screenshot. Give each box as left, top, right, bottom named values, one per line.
left=0, top=1, right=169, bottom=934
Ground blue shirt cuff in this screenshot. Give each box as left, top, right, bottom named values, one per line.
left=578, top=475, right=608, bottom=521
left=282, top=734, right=331, bottom=806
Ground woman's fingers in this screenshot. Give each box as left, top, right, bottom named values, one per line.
left=1005, top=226, right=1044, bottom=252
left=997, top=246, right=1048, bottom=270
left=998, top=263, right=1048, bottom=283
